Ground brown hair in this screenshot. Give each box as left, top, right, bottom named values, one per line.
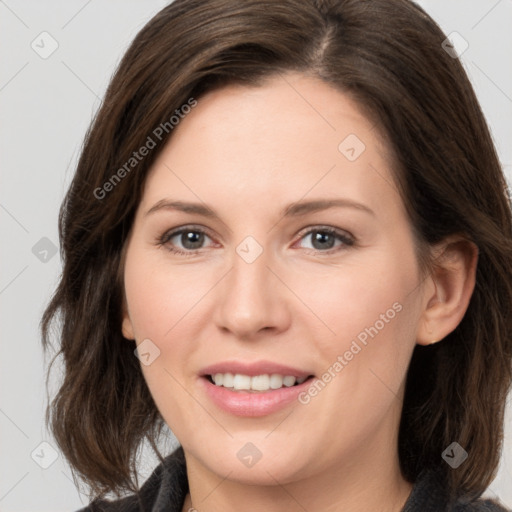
left=41, top=0, right=512, bottom=503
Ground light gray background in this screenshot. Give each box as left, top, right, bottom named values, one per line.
left=1, top=1, right=511, bottom=510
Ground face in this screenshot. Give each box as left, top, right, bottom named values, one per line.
left=121, top=72, right=427, bottom=485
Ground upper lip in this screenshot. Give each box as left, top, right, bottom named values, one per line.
left=200, top=360, right=313, bottom=378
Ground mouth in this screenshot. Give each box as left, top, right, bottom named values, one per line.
left=198, top=362, right=316, bottom=417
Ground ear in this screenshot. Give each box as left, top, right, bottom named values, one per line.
left=416, top=236, right=478, bottom=346
left=119, top=237, right=135, bottom=341
left=121, top=297, right=135, bottom=340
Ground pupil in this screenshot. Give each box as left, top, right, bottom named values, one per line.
left=313, top=231, right=334, bottom=250
left=182, top=231, right=204, bottom=249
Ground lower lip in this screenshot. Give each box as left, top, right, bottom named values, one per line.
left=200, top=376, right=314, bottom=417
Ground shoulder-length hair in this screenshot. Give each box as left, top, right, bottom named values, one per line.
left=42, top=0, right=512, bottom=502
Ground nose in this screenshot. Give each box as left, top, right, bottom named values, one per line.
left=213, top=246, right=291, bottom=340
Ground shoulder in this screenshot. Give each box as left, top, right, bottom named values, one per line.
left=402, top=469, right=510, bottom=512
left=75, top=446, right=188, bottom=512
left=452, top=498, right=511, bottom=511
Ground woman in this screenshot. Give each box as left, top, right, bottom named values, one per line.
left=41, top=0, right=512, bottom=510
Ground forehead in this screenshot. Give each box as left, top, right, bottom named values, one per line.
left=140, top=72, right=401, bottom=221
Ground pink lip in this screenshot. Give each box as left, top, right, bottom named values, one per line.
left=200, top=360, right=312, bottom=378
left=200, top=376, right=314, bottom=417
left=198, top=360, right=314, bottom=417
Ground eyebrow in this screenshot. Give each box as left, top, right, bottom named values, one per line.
left=144, top=198, right=375, bottom=219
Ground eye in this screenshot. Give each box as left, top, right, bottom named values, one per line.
left=156, top=225, right=354, bottom=257
left=157, top=226, right=215, bottom=256
left=295, top=227, right=354, bottom=254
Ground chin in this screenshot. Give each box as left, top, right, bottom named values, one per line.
left=188, top=436, right=315, bottom=486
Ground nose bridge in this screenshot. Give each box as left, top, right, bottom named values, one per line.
left=231, top=248, right=266, bottom=291
left=214, top=240, right=289, bottom=337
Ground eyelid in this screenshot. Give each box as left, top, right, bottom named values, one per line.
left=294, top=224, right=354, bottom=241
left=159, top=224, right=215, bottom=241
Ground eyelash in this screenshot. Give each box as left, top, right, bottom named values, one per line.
left=155, top=224, right=355, bottom=258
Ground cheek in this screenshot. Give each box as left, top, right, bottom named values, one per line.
left=123, top=245, right=222, bottom=409
left=299, top=244, right=422, bottom=415
left=292, top=253, right=420, bottom=446
left=306, top=253, right=417, bottom=349
left=123, top=246, right=211, bottom=434
left=123, top=244, right=212, bottom=342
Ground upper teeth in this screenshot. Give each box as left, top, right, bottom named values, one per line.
left=212, top=373, right=308, bottom=391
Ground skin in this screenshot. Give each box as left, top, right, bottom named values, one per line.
left=121, top=72, right=477, bottom=512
